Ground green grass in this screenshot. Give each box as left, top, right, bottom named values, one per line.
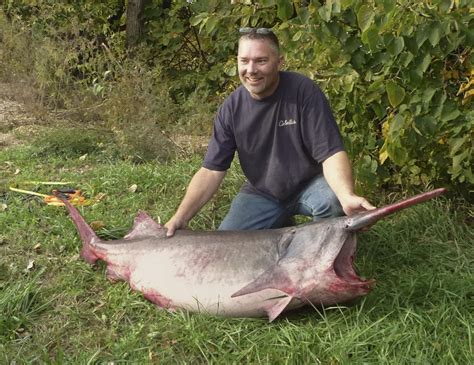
left=1, top=142, right=473, bottom=364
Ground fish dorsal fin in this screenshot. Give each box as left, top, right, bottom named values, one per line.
left=265, top=295, right=293, bottom=322
left=124, top=211, right=164, bottom=240
left=231, top=266, right=294, bottom=298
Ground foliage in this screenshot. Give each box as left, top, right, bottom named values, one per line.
left=1, top=0, right=473, bottom=194
left=32, top=127, right=114, bottom=159
left=182, top=0, right=473, bottom=193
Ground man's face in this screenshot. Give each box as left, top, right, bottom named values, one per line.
left=237, top=38, right=283, bottom=100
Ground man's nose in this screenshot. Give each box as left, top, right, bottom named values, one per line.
left=247, top=61, right=257, bottom=74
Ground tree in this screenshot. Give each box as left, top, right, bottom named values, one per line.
left=126, top=0, right=148, bottom=49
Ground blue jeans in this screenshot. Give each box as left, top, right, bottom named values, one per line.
left=218, top=174, right=344, bottom=230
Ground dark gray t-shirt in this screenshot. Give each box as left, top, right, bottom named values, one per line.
left=203, top=71, right=344, bottom=202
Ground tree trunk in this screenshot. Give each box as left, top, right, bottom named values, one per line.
left=126, top=0, right=146, bottom=49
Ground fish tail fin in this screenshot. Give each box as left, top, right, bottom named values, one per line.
left=56, top=192, right=101, bottom=264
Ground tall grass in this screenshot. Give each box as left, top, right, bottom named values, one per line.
left=1, top=139, right=472, bottom=364
left=0, top=10, right=218, bottom=164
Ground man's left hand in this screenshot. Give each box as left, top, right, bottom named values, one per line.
left=339, top=194, right=376, bottom=216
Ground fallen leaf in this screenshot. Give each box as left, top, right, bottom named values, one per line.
left=91, top=221, right=106, bottom=230
left=128, top=184, right=138, bottom=193
left=79, top=154, right=88, bottom=160
left=1, top=203, right=7, bottom=212
left=26, top=259, right=35, bottom=271
left=34, top=243, right=41, bottom=252
left=14, top=168, right=21, bottom=175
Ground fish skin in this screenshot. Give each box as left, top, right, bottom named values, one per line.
left=58, top=188, right=446, bottom=321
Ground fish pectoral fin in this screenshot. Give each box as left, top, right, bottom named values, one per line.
left=123, top=211, right=164, bottom=240
left=265, top=295, right=293, bottom=322
left=231, top=266, right=293, bottom=298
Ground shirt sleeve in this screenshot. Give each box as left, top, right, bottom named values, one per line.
left=301, top=84, right=345, bottom=163
left=202, top=105, right=237, bottom=171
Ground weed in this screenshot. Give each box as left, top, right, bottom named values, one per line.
left=1, top=142, right=473, bottom=363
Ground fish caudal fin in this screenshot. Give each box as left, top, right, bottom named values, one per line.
left=55, top=193, right=102, bottom=264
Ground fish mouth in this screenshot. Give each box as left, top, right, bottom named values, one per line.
left=333, top=235, right=374, bottom=292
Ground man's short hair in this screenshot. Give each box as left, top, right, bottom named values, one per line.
left=239, top=28, right=280, bottom=54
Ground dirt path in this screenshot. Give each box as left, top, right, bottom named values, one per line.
left=0, top=83, right=40, bottom=149
left=0, top=83, right=209, bottom=153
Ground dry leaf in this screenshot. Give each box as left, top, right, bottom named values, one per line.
left=79, top=154, right=88, bottom=160
left=1, top=203, right=7, bottom=212
left=26, top=259, right=35, bottom=271
left=128, top=184, right=138, bottom=193
left=91, top=221, right=106, bottom=230
left=14, top=168, right=20, bottom=175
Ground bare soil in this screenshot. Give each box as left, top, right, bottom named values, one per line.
left=0, top=83, right=46, bottom=148
left=0, top=83, right=209, bottom=153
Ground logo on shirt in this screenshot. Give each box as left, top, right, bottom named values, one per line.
left=278, top=119, right=297, bottom=127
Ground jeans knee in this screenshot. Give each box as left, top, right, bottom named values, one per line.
left=312, top=195, right=344, bottom=220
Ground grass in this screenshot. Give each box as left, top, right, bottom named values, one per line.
left=1, top=138, right=472, bottom=364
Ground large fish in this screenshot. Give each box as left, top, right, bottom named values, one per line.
left=58, top=188, right=445, bottom=322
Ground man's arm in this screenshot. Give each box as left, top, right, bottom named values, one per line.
left=164, top=167, right=226, bottom=237
left=322, top=151, right=375, bottom=216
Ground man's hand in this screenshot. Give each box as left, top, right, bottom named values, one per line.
left=322, top=151, right=376, bottom=216
left=163, top=168, right=226, bottom=238
left=339, top=194, right=376, bottom=216
left=164, top=215, right=188, bottom=237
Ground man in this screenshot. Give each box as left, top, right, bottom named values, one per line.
left=165, top=28, right=374, bottom=236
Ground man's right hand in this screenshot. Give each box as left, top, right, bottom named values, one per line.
left=164, top=216, right=188, bottom=237
left=163, top=167, right=227, bottom=238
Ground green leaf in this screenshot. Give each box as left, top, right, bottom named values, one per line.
left=449, top=136, right=467, bottom=157
left=365, top=27, right=381, bottom=51
left=404, top=36, right=418, bottom=54
left=389, top=114, right=406, bottom=135
left=416, top=52, right=432, bottom=75
left=223, top=62, right=237, bottom=77
left=332, top=0, right=341, bottom=14
left=189, top=13, right=208, bottom=27
left=382, top=0, right=396, bottom=13
left=387, top=141, right=408, bottom=165
left=428, top=22, right=442, bottom=47
left=437, top=0, right=453, bottom=13
left=205, top=16, right=219, bottom=34
left=357, top=5, right=374, bottom=32
left=451, top=149, right=469, bottom=178
left=422, top=88, right=437, bottom=103
left=386, top=81, right=406, bottom=107
left=400, top=52, right=414, bottom=67
left=318, top=0, right=333, bottom=22
left=386, top=36, right=404, bottom=56
left=261, top=0, right=277, bottom=6
left=414, top=116, right=437, bottom=136
left=441, top=107, right=461, bottom=122
left=277, top=0, right=294, bottom=21
left=416, top=25, right=430, bottom=48
left=297, top=6, right=310, bottom=24
left=292, top=30, right=303, bottom=42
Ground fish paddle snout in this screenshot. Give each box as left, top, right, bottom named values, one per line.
left=344, top=188, right=447, bottom=232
